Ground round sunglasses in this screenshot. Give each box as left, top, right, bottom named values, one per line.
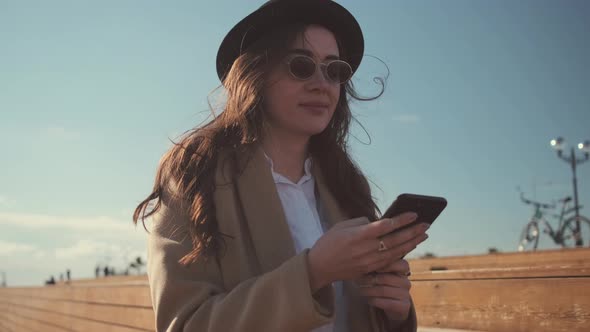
left=284, top=54, right=353, bottom=85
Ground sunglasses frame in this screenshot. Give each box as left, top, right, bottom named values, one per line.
left=283, top=54, right=353, bottom=85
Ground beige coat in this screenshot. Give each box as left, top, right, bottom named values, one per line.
left=147, top=145, right=418, bottom=331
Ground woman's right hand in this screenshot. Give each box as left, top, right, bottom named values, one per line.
left=307, top=212, right=429, bottom=292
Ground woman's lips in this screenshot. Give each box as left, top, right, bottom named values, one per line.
left=299, top=103, right=329, bottom=114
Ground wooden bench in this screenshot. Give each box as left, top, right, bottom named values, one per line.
left=408, top=248, right=590, bottom=332
left=0, top=283, right=153, bottom=332
left=0, top=248, right=588, bottom=332
left=408, top=247, right=589, bottom=272
left=58, top=275, right=147, bottom=286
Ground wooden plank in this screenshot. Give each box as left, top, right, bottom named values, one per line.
left=64, top=275, right=148, bottom=286
left=418, top=328, right=485, bottom=332
left=9, top=314, right=68, bottom=332
left=0, top=314, right=11, bottom=332
left=411, top=277, right=590, bottom=332
left=0, top=316, right=35, bottom=332
left=0, top=301, right=152, bottom=332
left=410, top=264, right=590, bottom=280
left=1, top=297, right=154, bottom=331
left=0, top=304, right=65, bottom=332
left=0, top=302, right=70, bottom=332
left=2, top=284, right=152, bottom=308
left=0, top=311, right=20, bottom=332
left=0, top=303, right=20, bottom=332
left=409, top=247, right=590, bottom=272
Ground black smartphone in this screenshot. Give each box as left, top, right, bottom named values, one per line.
left=382, top=193, right=447, bottom=233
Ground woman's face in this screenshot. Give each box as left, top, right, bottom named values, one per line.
left=263, top=25, right=341, bottom=139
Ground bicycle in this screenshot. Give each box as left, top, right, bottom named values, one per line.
left=517, top=189, right=590, bottom=251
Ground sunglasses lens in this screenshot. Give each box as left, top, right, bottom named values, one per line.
left=287, top=55, right=353, bottom=84
left=326, top=61, right=352, bottom=84
left=289, top=56, right=316, bottom=79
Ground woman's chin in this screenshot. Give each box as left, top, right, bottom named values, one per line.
left=274, top=118, right=332, bottom=138
left=301, top=124, right=330, bottom=137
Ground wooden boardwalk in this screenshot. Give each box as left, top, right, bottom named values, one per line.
left=0, top=247, right=588, bottom=332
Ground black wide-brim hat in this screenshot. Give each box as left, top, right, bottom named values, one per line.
left=216, top=0, right=364, bottom=82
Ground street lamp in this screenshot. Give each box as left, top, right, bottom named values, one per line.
left=550, top=137, right=590, bottom=246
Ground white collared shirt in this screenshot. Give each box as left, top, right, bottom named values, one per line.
left=265, top=155, right=324, bottom=254
left=264, top=153, right=346, bottom=332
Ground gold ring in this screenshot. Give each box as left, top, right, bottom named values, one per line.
left=378, top=240, right=388, bottom=252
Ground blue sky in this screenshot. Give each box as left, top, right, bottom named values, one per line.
left=1, top=0, right=589, bottom=286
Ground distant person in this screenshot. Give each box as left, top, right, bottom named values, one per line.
left=95, top=265, right=100, bottom=278
left=104, top=266, right=110, bottom=277
left=134, top=1, right=429, bottom=331
left=66, top=269, right=71, bottom=283
left=45, top=276, right=56, bottom=285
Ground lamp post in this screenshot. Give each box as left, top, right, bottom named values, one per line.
left=550, top=137, right=590, bottom=246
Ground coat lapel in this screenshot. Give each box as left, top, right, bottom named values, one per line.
left=234, top=145, right=296, bottom=273
left=313, top=160, right=384, bottom=331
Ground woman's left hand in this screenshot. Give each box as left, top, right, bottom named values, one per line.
left=356, top=259, right=412, bottom=322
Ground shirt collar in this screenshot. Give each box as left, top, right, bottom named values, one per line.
left=263, top=151, right=313, bottom=186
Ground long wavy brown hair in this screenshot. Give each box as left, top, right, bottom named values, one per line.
left=133, top=23, right=383, bottom=265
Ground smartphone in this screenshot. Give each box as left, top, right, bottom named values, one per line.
left=382, top=193, right=447, bottom=233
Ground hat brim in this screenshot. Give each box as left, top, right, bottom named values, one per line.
left=216, top=0, right=364, bottom=82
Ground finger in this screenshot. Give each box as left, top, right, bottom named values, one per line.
left=358, top=244, right=414, bottom=274
left=380, top=222, right=429, bottom=251
left=341, top=223, right=415, bottom=260
left=367, top=298, right=411, bottom=321
left=373, top=234, right=428, bottom=268
left=358, top=234, right=426, bottom=275
left=356, top=273, right=411, bottom=290
left=331, top=216, right=370, bottom=230
left=356, top=273, right=381, bottom=288
left=358, top=285, right=410, bottom=301
left=362, top=212, right=418, bottom=239
left=376, top=259, right=411, bottom=275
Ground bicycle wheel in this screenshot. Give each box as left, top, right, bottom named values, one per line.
left=518, top=221, right=540, bottom=251
left=561, top=216, right=590, bottom=247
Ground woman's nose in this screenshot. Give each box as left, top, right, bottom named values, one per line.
left=306, top=67, right=333, bottom=91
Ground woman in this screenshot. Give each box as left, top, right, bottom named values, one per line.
left=134, top=1, right=429, bottom=331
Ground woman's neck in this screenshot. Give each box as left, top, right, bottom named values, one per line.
left=261, top=132, right=310, bottom=184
